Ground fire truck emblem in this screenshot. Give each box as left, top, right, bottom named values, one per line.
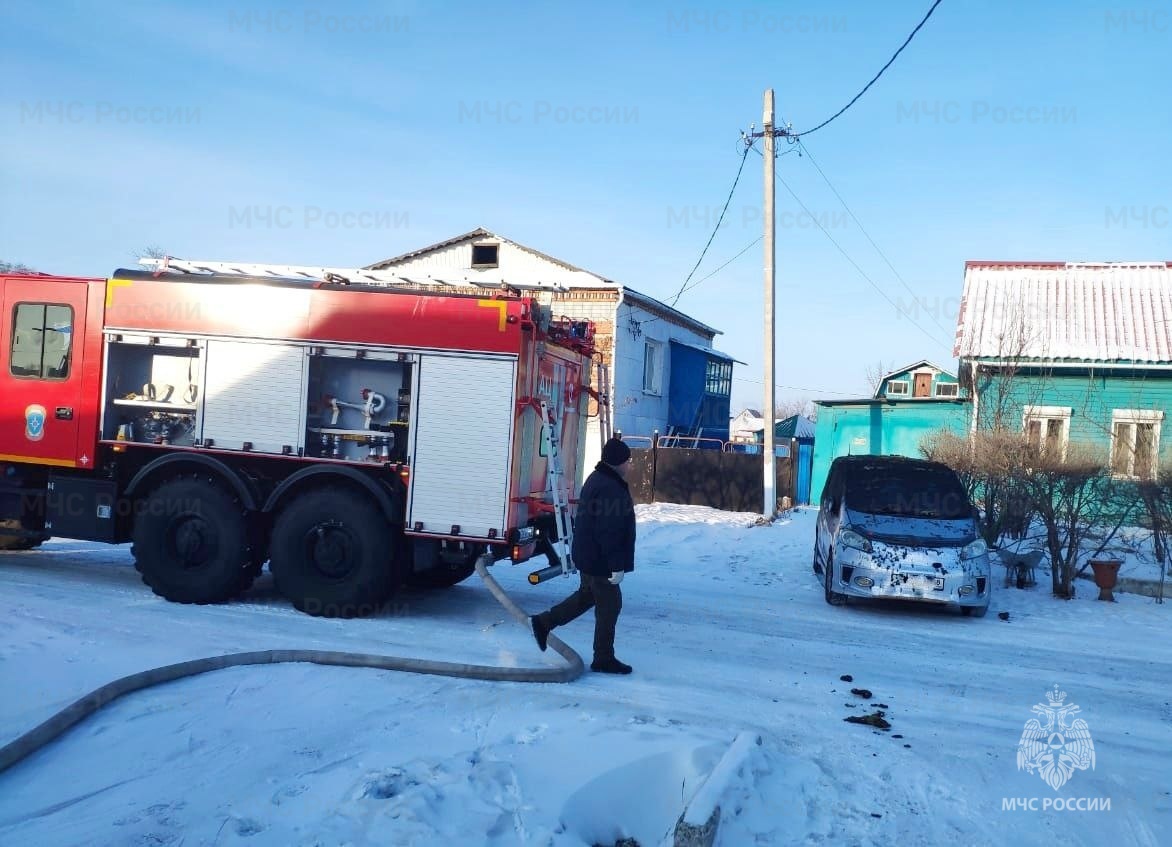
left=1016, top=685, right=1095, bottom=791
left=25, top=405, right=47, bottom=441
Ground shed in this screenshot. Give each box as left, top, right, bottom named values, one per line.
left=810, top=398, right=970, bottom=504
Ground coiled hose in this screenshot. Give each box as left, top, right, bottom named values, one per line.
left=0, top=556, right=583, bottom=774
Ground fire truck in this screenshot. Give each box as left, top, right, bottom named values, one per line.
left=0, top=259, right=605, bottom=617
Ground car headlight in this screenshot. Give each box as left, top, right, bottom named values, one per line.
left=838, top=529, right=873, bottom=554
left=961, top=538, right=988, bottom=560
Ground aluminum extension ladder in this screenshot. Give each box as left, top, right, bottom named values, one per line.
left=595, top=359, right=614, bottom=448
left=138, top=256, right=573, bottom=293
left=539, top=399, right=577, bottom=578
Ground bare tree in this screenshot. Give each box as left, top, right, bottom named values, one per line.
left=863, top=360, right=893, bottom=396
left=0, top=261, right=36, bottom=273
left=775, top=398, right=815, bottom=420
left=1138, top=463, right=1172, bottom=603
left=1016, top=443, right=1131, bottom=599
left=137, top=245, right=168, bottom=264
left=921, top=428, right=1034, bottom=548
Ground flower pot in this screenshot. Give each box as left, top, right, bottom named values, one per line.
left=1089, top=559, right=1123, bottom=601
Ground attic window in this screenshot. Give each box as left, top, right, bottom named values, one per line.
left=935, top=383, right=959, bottom=398
left=886, top=380, right=909, bottom=397
left=471, top=243, right=499, bottom=269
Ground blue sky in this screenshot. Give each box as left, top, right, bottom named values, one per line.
left=2, top=0, right=1169, bottom=412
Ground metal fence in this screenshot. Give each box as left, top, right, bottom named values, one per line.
left=626, top=443, right=795, bottom=514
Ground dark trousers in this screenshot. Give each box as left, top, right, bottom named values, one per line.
left=539, top=572, right=622, bottom=662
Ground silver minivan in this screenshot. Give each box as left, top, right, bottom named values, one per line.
left=814, top=455, right=991, bottom=616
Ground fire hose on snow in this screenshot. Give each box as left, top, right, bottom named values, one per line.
left=0, top=555, right=583, bottom=775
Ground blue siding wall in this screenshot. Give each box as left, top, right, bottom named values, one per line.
left=879, top=367, right=961, bottom=399
left=811, top=401, right=970, bottom=503
left=667, top=343, right=704, bottom=429
left=667, top=343, right=731, bottom=437
left=973, top=368, right=1172, bottom=466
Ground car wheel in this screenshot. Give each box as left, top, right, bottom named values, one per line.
left=961, top=604, right=988, bottom=618
left=824, top=554, right=847, bottom=606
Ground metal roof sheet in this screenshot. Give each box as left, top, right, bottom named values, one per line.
left=668, top=338, right=744, bottom=363
left=953, top=261, right=1172, bottom=363
left=366, top=228, right=721, bottom=338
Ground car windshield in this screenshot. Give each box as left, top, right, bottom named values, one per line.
left=843, top=462, right=970, bottom=519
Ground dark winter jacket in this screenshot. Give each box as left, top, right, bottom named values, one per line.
left=572, top=462, right=636, bottom=577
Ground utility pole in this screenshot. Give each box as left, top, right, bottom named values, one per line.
left=761, top=88, right=777, bottom=518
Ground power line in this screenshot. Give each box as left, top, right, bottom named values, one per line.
left=751, top=140, right=951, bottom=353
left=636, top=236, right=762, bottom=329
left=667, top=145, right=752, bottom=308
left=796, top=138, right=954, bottom=338
left=732, top=375, right=856, bottom=396
left=676, top=236, right=762, bottom=299
left=787, top=0, right=945, bottom=138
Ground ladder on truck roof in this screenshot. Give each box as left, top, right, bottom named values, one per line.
left=137, top=256, right=573, bottom=293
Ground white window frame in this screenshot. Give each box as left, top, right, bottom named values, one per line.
left=642, top=339, right=663, bottom=395
left=886, top=380, right=909, bottom=396
left=1110, top=409, right=1163, bottom=480
left=1022, top=404, right=1072, bottom=459
left=935, top=382, right=959, bottom=398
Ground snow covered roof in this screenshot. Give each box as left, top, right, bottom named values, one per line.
left=367, top=227, right=612, bottom=281
left=953, top=261, right=1172, bottom=364
left=367, top=228, right=721, bottom=337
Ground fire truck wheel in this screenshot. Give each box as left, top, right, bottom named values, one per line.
left=268, top=487, right=396, bottom=618
left=131, top=477, right=254, bottom=604
left=0, top=519, right=44, bottom=551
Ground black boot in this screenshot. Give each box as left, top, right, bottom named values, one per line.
left=531, top=615, right=550, bottom=652
left=590, top=657, right=632, bottom=675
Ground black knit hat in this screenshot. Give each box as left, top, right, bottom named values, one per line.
left=601, top=437, right=631, bottom=466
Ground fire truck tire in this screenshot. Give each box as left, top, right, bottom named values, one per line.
left=0, top=520, right=44, bottom=551
left=131, top=477, right=255, bottom=604
left=269, top=487, right=396, bottom=618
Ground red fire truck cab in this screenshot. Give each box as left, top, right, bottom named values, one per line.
left=0, top=269, right=596, bottom=616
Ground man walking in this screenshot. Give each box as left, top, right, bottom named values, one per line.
left=531, top=437, right=635, bottom=674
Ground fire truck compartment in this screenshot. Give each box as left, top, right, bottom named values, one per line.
left=45, top=475, right=119, bottom=542
left=304, top=348, right=413, bottom=463
left=101, top=334, right=202, bottom=447
left=408, top=354, right=516, bottom=540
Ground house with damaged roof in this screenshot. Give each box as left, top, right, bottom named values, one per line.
left=366, top=228, right=740, bottom=470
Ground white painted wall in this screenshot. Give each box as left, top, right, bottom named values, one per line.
left=378, top=239, right=600, bottom=286
left=377, top=237, right=720, bottom=472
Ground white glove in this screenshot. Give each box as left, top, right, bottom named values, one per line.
left=608, top=571, right=625, bottom=585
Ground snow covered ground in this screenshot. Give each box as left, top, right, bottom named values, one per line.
left=1, top=504, right=1169, bottom=846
